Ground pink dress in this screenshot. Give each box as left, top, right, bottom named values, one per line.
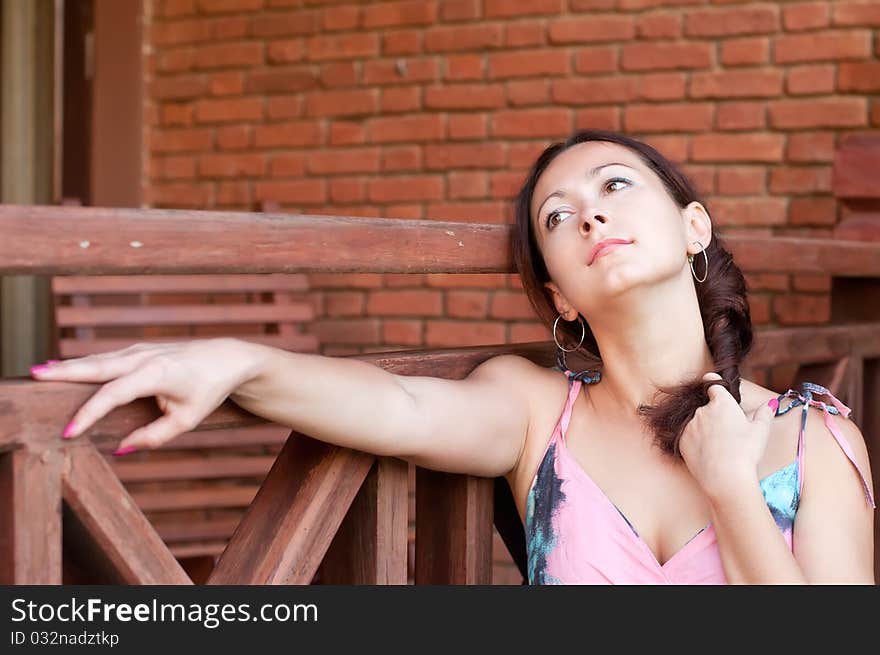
left=525, top=373, right=876, bottom=584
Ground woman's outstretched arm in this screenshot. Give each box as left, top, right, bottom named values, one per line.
left=31, top=339, right=532, bottom=478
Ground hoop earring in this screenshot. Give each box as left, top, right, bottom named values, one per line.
left=552, top=314, right=601, bottom=384
left=688, top=241, right=708, bottom=283
left=553, top=314, right=585, bottom=353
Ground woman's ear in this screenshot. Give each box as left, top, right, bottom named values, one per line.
left=684, top=201, right=712, bottom=254
left=544, top=281, right=578, bottom=320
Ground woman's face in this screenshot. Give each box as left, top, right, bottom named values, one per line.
left=530, top=140, right=709, bottom=316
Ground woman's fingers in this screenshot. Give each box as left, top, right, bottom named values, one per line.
left=30, top=344, right=164, bottom=383
left=114, top=413, right=194, bottom=453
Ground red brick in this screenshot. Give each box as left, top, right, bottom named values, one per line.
left=307, top=148, right=381, bottom=175
left=549, top=16, right=635, bottom=44
left=383, top=204, right=423, bottom=219
left=681, top=164, right=714, bottom=195
left=709, top=197, right=787, bottom=227
left=486, top=0, right=562, bottom=17
left=160, top=103, right=194, bottom=127
left=773, top=294, right=830, bottom=325
left=382, top=30, right=423, bottom=55
left=254, top=121, right=323, bottom=148
left=792, top=274, right=831, bottom=293
left=267, top=96, right=302, bottom=120
left=623, top=103, right=714, bottom=133
left=249, top=12, right=318, bottom=38
left=329, top=177, right=368, bottom=204
left=269, top=153, right=306, bottom=177
left=444, top=54, right=485, bottom=81
left=838, top=62, right=880, bottom=92
left=381, top=87, right=422, bottom=113
left=150, top=183, right=212, bottom=208
left=196, top=0, right=261, bottom=13
left=488, top=49, right=570, bottom=79
left=717, top=167, right=766, bottom=195
left=635, top=72, right=686, bottom=101
left=424, top=24, right=504, bottom=52
left=773, top=30, right=871, bottom=63
left=384, top=273, right=425, bottom=287
left=491, top=109, right=572, bottom=138
left=307, top=33, right=379, bottom=61
left=426, top=273, right=509, bottom=289
left=786, top=132, right=834, bottom=162
left=151, top=127, right=214, bottom=153
left=690, top=69, right=783, bottom=98
left=383, top=319, right=423, bottom=345
left=490, top=171, right=526, bottom=199
left=425, top=320, right=506, bottom=347
left=684, top=6, right=779, bottom=37
left=692, top=134, right=785, bottom=162
left=313, top=319, right=382, bottom=346
left=254, top=180, right=327, bottom=205
left=637, top=12, right=682, bottom=39
left=212, top=16, right=249, bottom=40
left=163, top=0, right=195, bottom=18
left=768, top=98, right=867, bottom=129
left=368, top=175, right=444, bottom=202
left=152, top=20, right=212, bottom=46
left=152, top=74, right=209, bottom=100
left=194, top=42, right=263, bottom=69
left=573, top=46, right=618, bottom=75
left=509, top=142, right=549, bottom=168
left=367, top=290, right=443, bottom=316
left=872, top=101, right=880, bottom=126
left=782, top=2, right=830, bottom=31
left=769, top=166, right=831, bottom=194
left=745, top=273, right=789, bottom=292
left=448, top=172, right=488, bottom=199
left=786, top=65, right=835, bottom=95
left=747, top=295, right=771, bottom=325
left=447, top=290, right=489, bottom=318
left=245, top=68, right=317, bottom=95
left=325, top=291, right=366, bottom=317
left=448, top=114, right=487, bottom=140
left=575, top=107, right=620, bottom=131
left=510, top=322, right=551, bottom=343
left=217, top=124, right=251, bottom=150
left=305, top=89, right=378, bottom=118
left=362, top=1, right=437, bottom=28
left=553, top=77, right=635, bottom=105
left=330, top=121, right=366, bottom=146
left=720, top=37, right=769, bottom=66
left=209, top=72, right=244, bottom=96
left=426, top=201, right=508, bottom=223
left=198, top=153, right=266, bottom=178
left=424, top=84, right=505, bottom=110
left=310, top=273, right=385, bottom=289
left=490, top=290, right=536, bottom=319
left=382, top=146, right=422, bottom=172
left=716, top=101, right=766, bottom=130
left=267, top=39, right=305, bottom=64
left=833, top=2, right=880, bottom=27
left=440, top=0, right=480, bottom=22
left=641, top=135, right=688, bottom=163
left=369, top=114, right=445, bottom=143
left=622, top=42, right=713, bottom=71
left=788, top=197, right=837, bottom=226
left=504, top=22, right=546, bottom=47
left=363, top=58, right=438, bottom=85
left=507, top=80, right=550, bottom=107
left=320, top=62, right=359, bottom=88
left=158, top=47, right=196, bottom=73
left=157, top=155, right=196, bottom=180
left=322, top=5, right=361, bottom=31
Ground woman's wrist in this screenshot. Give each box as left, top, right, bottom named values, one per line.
left=215, top=337, right=274, bottom=393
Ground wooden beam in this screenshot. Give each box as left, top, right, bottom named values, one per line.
left=207, top=433, right=374, bottom=585
left=61, top=443, right=192, bottom=584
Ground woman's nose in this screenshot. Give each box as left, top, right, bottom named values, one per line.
left=580, top=210, right=608, bottom=233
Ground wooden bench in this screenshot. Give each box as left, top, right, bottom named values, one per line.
left=1, top=195, right=879, bottom=585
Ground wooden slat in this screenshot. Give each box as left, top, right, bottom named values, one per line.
left=154, top=517, right=242, bottom=543
left=415, top=468, right=493, bottom=584
left=59, top=333, right=319, bottom=358
left=3, top=204, right=880, bottom=277
left=207, top=433, right=375, bottom=584
left=833, top=135, right=880, bottom=199
left=318, top=457, right=409, bottom=584
left=61, top=443, right=191, bottom=584
left=111, top=455, right=275, bottom=482
left=56, top=302, right=313, bottom=327
left=53, top=274, right=310, bottom=294
left=91, top=424, right=289, bottom=452
left=0, top=448, right=63, bottom=584
left=131, top=485, right=258, bottom=512
left=170, top=542, right=227, bottom=559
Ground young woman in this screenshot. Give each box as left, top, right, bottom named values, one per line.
left=31, top=130, right=875, bottom=584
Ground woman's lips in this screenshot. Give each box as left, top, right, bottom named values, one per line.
left=588, top=241, right=631, bottom=265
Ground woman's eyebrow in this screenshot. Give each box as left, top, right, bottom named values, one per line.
left=535, top=162, right=636, bottom=221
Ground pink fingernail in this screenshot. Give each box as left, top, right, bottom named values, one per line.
left=113, top=446, right=137, bottom=456
left=62, top=422, right=77, bottom=439
left=47, top=359, right=61, bottom=365
left=767, top=398, right=779, bottom=413
left=30, top=365, right=50, bottom=375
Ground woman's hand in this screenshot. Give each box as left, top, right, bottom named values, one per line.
left=29, top=339, right=263, bottom=454
left=679, top=372, right=778, bottom=502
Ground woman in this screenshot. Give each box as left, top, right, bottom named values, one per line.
left=31, top=130, right=875, bottom=584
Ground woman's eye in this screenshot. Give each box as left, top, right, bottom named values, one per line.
left=546, top=210, right=573, bottom=229
left=605, top=177, right=630, bottom=193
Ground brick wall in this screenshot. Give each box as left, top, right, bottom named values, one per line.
left=141, top=0, right=880, bottom=583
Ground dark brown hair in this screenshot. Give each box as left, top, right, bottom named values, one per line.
left=512, top=129, right=753, bottom=457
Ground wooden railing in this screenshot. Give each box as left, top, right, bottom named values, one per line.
left=1, top=203, right=879, bottom=584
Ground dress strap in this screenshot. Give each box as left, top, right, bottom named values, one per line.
left=774, top=382, right=875, bottom=509
left=557, top=372, right=584, bottom=442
